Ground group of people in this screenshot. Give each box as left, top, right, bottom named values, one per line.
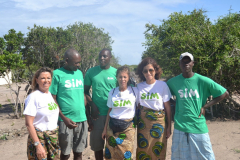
left=24, top=48, right=229, bottom=160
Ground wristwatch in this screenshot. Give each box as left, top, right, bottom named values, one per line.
left=34, top=141, right=40, bottom=146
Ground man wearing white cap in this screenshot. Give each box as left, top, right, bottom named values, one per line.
left=167, top=52, right=229, bottom=160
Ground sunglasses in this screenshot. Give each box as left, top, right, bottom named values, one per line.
left=143, top=69, right=155, bottom=74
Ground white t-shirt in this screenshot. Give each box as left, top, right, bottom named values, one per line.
left=137, top=80, right=171, bottom=110
left=107, top=86, right=139, bottom=120
left=23, top=90, right=59, bottom=131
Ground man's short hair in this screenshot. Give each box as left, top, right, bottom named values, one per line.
left=99, top=48, right=112, bottom=56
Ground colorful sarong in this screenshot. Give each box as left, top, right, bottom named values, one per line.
left=136, top=106, right=167, bottom=160
left=105, top=118, right=135, bottom=160
left=27, top=127, right=60, bottom=160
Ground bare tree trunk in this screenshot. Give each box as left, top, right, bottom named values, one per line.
left=20, top=80, right=31, bottom=116
left=27, top=65, right=33, bottom=79
left=14, top=86, right=21, bottom=119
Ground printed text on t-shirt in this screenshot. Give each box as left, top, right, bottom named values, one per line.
left=113, top=100, right=132, bottom=107
left=107, top=77, right=114, bottom=80
left=65, top=79, right=83, bottom=88
left=178, top=88, right=199, bottom=98
left=48, top=102, right=58, bottom=110
left=141, top=93, right=159, bottom=100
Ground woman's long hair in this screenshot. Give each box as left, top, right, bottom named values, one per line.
left=116, top=65, right=131, bottom=86
left=32, top=67, right=53, bottom=91
left=136, top=57, right=162, bottom=82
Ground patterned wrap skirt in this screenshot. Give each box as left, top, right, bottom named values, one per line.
left=136, top=106, right=167, bottom=160
left=105, top=118, right=136, bottom=160
left=27, top=127, right=60, bottom=160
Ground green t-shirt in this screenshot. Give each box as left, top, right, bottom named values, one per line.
left=84, top=66, right=117, bottom=115
left=167, top=73, right=226, bottom=134
left=49, top=67, right=87, bottom=122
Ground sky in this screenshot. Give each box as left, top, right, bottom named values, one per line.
left=0, top=0, right=239, bottom=65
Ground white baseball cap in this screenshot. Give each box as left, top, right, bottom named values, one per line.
left=179, top=52, right=194, bottom=61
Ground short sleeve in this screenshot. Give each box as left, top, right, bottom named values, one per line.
left=107, top=89, right=113, bottom=108
left=84, top=70, right=92, bottom=86
left=49, top=74, right=59, bottom=95
left=208, top=80, right=227, bottom=98
left=136, top=84, right=141, bottom=105
left=23, top=94, right=37, bottom=117
left=167, top=81, right=175, bottom=96
left=162, top=83, right=172, bottom=102
left=133, top=87, right=139, bottom=105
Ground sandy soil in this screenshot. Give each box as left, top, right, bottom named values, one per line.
left=0, top=83, right=240, bottom=160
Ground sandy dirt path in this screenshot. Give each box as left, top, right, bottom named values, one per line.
left=0, top=117, right=239, bottom=160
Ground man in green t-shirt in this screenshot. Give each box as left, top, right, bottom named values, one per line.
left=50, top=48, right=87, bottom=160
left=167, top=52, right=229, bottom=160
left=84, top=49, right=117, bottom=160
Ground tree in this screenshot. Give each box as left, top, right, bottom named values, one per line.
left=143, top=9, right=240, bottom=118
left=143, top=9, right=240, bottom=94
left=22, top=24, right=72, bottom=74
left=213, top=12, right=240, bottom=95
left=22, top=22, right=117, bottom=76
left=67, top=22, right=114, bottom=75
left=0, top=29, right=25, bottom=118
left=1, top=22, right=118, bottom=118
left=0, top=29, right=25, bottom=80
left=0, top=37, right=6, bottom=54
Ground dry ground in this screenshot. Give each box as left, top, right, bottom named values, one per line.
left=0, top=83, right=240, bottom=160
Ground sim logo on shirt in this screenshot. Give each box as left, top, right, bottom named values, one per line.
left=107, top=77, right=114, bottom=80
left=48, top=102, right=58, bottom=111
left=178, top=88, right=199, bottom=98
left=65, top=79, right=83, bottom=88
left=141, top=92, right=159, bottom=100
left=113, top=100, right=132, bottom=107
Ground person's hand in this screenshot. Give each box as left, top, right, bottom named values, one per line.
left=88, top=118, right=93, bottom=132
left=166, top=127, right=171, bottom=139
left=102, top=129, right=107, bottom=140
left=90, top=102, right=100, bottom=120
left=63, top=117, right=77, bottom=129
left=198, top=107, right=205, bottom=118
left=36, top=143, right=46, bottom=159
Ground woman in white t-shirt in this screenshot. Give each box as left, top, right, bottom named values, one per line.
left=135, top=57, right=172, bottom=160
left=102, top=66, right=139, bottom=160
left=23, top=67, right=60, bottom=160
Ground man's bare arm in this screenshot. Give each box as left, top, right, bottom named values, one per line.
left=84, top=94, right=93, bottom=131
left=163, top=101, right=172, bottom=139
left=84, top=85, right=99, bottom=120
left=52, top=94, right=77, bottom=129
left=199, top=91, right=229, bottom=117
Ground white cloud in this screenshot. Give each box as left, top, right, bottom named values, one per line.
left=97, top=0, right=171, bottom=19
left=12, top=0, right=106, bottom=11
left=154, top=0, right=194, bottom=5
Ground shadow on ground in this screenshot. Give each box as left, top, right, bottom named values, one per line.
left=0, top=103, right=22, bottom=115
